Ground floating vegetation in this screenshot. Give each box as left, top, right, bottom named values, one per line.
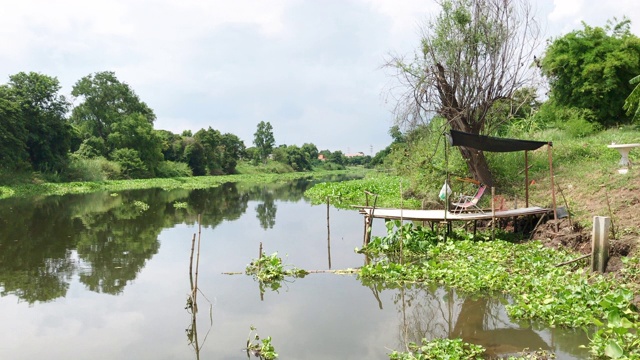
left=245, top=251, right=308, bottom=293
left=173, top=201, right=188, bottom=209
left=361, top=221, right=640, bottom=358
left=133, top=200, right=149, bottom=211
left=0, top=170, right=350, bottom=200
left=389, top=338, right=485, bottom=359
left=245, top=326, right=278, bottom=359
left=304, top=174, right=421, bottom=209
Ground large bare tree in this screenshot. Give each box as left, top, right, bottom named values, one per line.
left=387, top=0, right=540, bottom=186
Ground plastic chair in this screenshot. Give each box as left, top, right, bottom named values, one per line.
left=451, top=184, right=487, bottom=213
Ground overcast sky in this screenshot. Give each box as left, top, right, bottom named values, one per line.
left=1, top=0, right=638, bottom=155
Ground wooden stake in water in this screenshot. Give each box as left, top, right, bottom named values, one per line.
left=591, top=216, right=610, bottom=273
left=326, top=197, right=332, bottom=269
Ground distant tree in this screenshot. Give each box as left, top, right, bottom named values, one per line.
left=0, top=87, right=28, bottom=170
left=273, top=145, right=311, bottom=171
left=194, top=127, right=245, bottom=174
left=253, top=121, right=275, bottom=164
left=219, top=133, right=245, bottom=173
left=107, top=113, right=164, bottom=175
left=301, top=143, right=319, bottom=163
left=183, top=138, right=207, bottom=176
left=7, top=72, right=73, bottom=171
left=386, top=0, right=540, bottom=186
left=541, top=18, right=640, bottom=126
left=181, top=129, right=193, bottom=137
left=328, top=151, right=346, bottom=166
left=71, top=71, right=156, bottom=147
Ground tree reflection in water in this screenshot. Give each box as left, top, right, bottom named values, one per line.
left=366, top=283, right=590, bottom=358
left=0, top=176, right=337, bottom=304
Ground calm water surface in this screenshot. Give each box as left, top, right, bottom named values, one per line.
left=0, top=178, right=590, bottom=359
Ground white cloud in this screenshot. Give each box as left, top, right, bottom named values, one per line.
left=1, top=0, right=640, bottom=153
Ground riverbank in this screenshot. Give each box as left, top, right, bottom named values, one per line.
left=0, top=169, right=364, bottom=199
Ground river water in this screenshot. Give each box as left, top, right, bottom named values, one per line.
left=0, top=178, right=590, bottom=359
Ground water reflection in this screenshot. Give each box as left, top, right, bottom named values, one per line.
left=372, top=283, right=590, bottom=358
left=0, top=178, right=327, bottom=304
left=0, top=174, right=591, bottom=359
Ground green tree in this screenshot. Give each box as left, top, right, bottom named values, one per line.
left=7, top=72, right=73, bottom=172
left=328, top=150, right=346, bottom=166
left=0, top=87, right=28, bottom=170
left=301, top=143, right=319, bottom=164
left=71, top=71, right=156, bottom=147
left=623, top=74, right=640, bottom=121
left=184, top=139, right=207, bottom=176
left=253, top=121, right=275, bottom=164
left=219, top=133, right=245, bottom=173
left=541, top=18, right=640, bottom=126
left=107, top=113, right=164, bottom=175
left=273, top=145, right=311, bottom=171
left=386, top=0, right=540, bottom=186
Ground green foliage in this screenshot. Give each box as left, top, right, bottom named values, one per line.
left=155, top=161, right=192, bottom=178
left=272, top=145, right=312, bottom=171
left=63, top=155, right=122, bottom=181
left=360, top=223, right=640, bottom=357
left=194, top=127, right=245, bottom=174
left=623, top=74, right=640, bottom=121
left=246, top=326, right=278, bottom=360
left=107, top=113, right=164, bottom=175
left=110, top=148, right=149, bottom=179
left=71, top=71, right=156, bottom=141
left=5, top=72, right=73, bottom=172
left=541, top=18, right=640, bottom=126
left=254, top=121, right=275, bottom=164
left=304, top=173, right=421, bottom=209
left=133, top=200, right=149, bottom=211
left=0, top=168, right=341, bottom=199
left=388, top=338, right=485, bottom=360
left=245, top=252, right=307, bottom=293
left=0, top=87, right=28, bottom=170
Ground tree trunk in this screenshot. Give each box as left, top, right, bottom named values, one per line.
left=457, top=146, right=494, bottom=187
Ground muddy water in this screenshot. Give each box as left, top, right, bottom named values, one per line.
left=0, top=178, right=589, bottom=359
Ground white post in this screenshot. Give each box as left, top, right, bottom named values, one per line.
left=591, top=216, right=610, bottom=273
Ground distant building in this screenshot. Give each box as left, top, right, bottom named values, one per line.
left=318, top=154, right=327, bottom=161
left=345, top=152, right=365, bottom=158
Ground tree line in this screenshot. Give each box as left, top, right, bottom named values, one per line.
left=0, top=71, right=375, bottom=182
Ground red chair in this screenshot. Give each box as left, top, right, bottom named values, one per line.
left=451, top=184, right=487, bottom=213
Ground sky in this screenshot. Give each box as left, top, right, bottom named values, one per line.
left=1, top=0, right=639, bottom=155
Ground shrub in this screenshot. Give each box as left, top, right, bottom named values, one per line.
left=63, top=156, right=122, bottom=181
left=110, top=148, right=149, bottom=179
left=155, top=161, right=192, bottom=178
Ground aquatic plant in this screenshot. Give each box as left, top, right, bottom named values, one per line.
left=173, top=201, right=188, bottom=209
left=133, top=200, right=149, bottom=211
left=245, top=252, right=308, bottom=293
left=304, top=174, right=421, bottom=209
left=360, top=222, right=640, bottom=357
left=388, top=338, right=485, bottom=359
left=246, top=326, right=278, bottom=360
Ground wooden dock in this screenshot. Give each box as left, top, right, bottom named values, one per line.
left=358, top=206, right=552, bottom=244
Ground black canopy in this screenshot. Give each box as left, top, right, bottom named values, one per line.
left=449, top=130, right=549, bottom=152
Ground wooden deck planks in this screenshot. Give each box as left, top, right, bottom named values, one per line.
left=359, top=206, right=550, bottom=222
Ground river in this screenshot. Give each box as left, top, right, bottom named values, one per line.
left=0, top=177, right=590, bottom=359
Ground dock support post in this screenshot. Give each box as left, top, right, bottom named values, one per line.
left=591, top=216, right=610, bottom=273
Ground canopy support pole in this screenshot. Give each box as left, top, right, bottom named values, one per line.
left=525, top=150, right=529, bottom=207
left=548, top=143, right=558, bottom=232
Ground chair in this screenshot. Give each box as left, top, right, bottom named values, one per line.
left=451, top=184, right=487, bottom=213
